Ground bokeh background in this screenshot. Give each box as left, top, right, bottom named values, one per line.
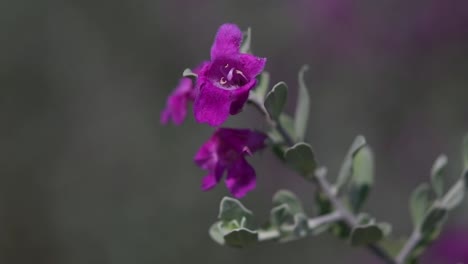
left=1, top=0, right=468, bottom=263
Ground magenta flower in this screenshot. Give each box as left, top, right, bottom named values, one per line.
left=194, top=24, right=267, bottom=126
left=161, top=63, right=206, bottom=125
left=194, top=128, right=267, bottom=198
left=423, top=227, right=468, bottom=264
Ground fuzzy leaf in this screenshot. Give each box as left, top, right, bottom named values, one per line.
left=284, top=143, right=317, bottom=178
left=209, top=222, right=225, bottom=245
left=350, top=224, right=384, bottom=246
left=182, top=68, right=197, bottom=79
left=336, top=135, right=367, bottom=193
left=240, top=27, right=252, bottom=53
left=349, top=146, right=374, bottom=212
left=218, top=197, right=254, bottom=228
left=273, top=190, right=305, bottom=215
left=430, top=154, right=447, bottom=198
left=224, top=228, right=258, bottom=248
left=420, top=205, right=447, bottom=233
left=294, top=65, right=310, bottom=141
left=264, top=82, right=288, bottom=120
left=410, top=183, right=431, bottom=227
left=254, top=72, right=270, bottom=101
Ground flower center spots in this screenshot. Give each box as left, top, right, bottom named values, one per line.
left=217, top=64, right=248, bottom=89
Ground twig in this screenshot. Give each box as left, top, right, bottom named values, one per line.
left=258, top=211, right=343, bottom=241
left=315, top=168, right=396, bottom=264
left=395, top=229, right=421, bottom=264
left=247, top=97, right=295, bottom=146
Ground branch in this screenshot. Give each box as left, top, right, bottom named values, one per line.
left=315, top=168, right=396, bottom=264
left=247, top=96, right=295, bottom=146
left=395, top=229, right=421, bottom=264
left=258, top=211, right=343, bottom=241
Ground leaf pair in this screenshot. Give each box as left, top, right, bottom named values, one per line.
left=264, top=65, right=310, bottom=142
left=209, top=197, right=258, bottom=248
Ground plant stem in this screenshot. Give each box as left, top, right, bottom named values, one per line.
left=247, top=96, right=295, bottom=146
left=250, top=93, right=394, bottom=264
left=258, top=211, right=343, bottom=241
left=315, top=168, right=396, bottom=264
left=395, top=229, right=421, bottom=264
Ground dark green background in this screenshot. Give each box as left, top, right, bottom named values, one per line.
left=1, top=0, right=467, bottom=263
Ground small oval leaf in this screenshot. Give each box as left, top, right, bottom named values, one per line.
left=410, top=183, right=431, bottom=227
left=264, top=82, right=288, bottom=120
left=284, top=143, right=317, bottom=178
left=349, top=146, right=374, bottom=212
left=218, top=197, right=254, bottom=228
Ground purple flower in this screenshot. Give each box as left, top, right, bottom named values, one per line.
left=194, top=24, right=267, bottom=126
left=423, top=227, right=468, bottom=264
left=161, top=63, right=206, bottom=125
left=194, top=128, right=267, bottom=198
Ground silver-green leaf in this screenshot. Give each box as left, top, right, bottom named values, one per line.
left=224, top=228, right=258, bottom=248
left=420, top=205, right=448, bottom=233
left=350, top=224, right=384, bottom=246
left=410, top=183, right=431, bottom=227
left=240, top=27, right=252, bottom=54
left=272, top=190, right=305, bottom=215
left=336, top=135, right=367, bottom=194
left=182, top=68, right=197, bottom=79
left=218, top=197, right=254, bottom=228
left=294, top=65, right=310, bottom=141
left=349, top=146, right=374, bottom=212
left=284, top=143, right=317, bottom=179
left=264, top=82, right=288, bottom=120
left=430, top=154, right=447, bottom=198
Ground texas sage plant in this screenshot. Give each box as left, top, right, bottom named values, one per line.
left=161, top=23, right=468, bottom=264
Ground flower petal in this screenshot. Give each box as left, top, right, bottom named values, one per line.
left=229, top=79, right=256, bottom=115
left=194, top=138, right=218, bottom=170
left=201, top=164, right=225, bottom=191
left=225, top=158, right=256, bottom=198
left=239, top=54, right=266, bottom=79
left=160, top=78, right=194, bottom=125
left=217, top=128, right=267, bottom=154
left=193, top=81, right=233, bottom=127
left=210, top=24, right=243, bottom=60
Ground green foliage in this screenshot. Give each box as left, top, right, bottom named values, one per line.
left=209, top=197, right=258, bottom=248
left=224, top=228, right=258, bottom=248
left=349, top=146, right=374, bottom=212
left=420, top=205, right=448, bottom=234
left=430, top=154, right=447, bottom=198
left=350, top=224, right=385, bottom=246
left=273, top=190, right=305, bottom=215
left=264, top=82, right=288, bottom=120
left=254, top=72, right=270, bottom=101
left=409, top=183, right=431, bottom=227
left=218, top=197, right=254, bottom=228
left=182, top=68, right=197, bottom=79
left=294, top=65, right=310, bottom=141
left=284, top=143, right=317, bottom=179
left=240, top=27, right=252, bottom=53
left=336, top=135, right=367, bottom=194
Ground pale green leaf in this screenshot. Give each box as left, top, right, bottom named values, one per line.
left=294, top=65, right=310, bottom=141
left=264, top=82, right=288, bottom=120
left=410, top=183, right=431, bottom=227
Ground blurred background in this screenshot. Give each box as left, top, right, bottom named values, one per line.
left=1, top=0, right=467, bottom=263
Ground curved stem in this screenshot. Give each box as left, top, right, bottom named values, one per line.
left=395, top=229, right=421, bottom=264
left=247, top=96, right=295, bottom=146
left=315, top=168, right=396, bottom=264
left=249, top=92, right=395, bottom=264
